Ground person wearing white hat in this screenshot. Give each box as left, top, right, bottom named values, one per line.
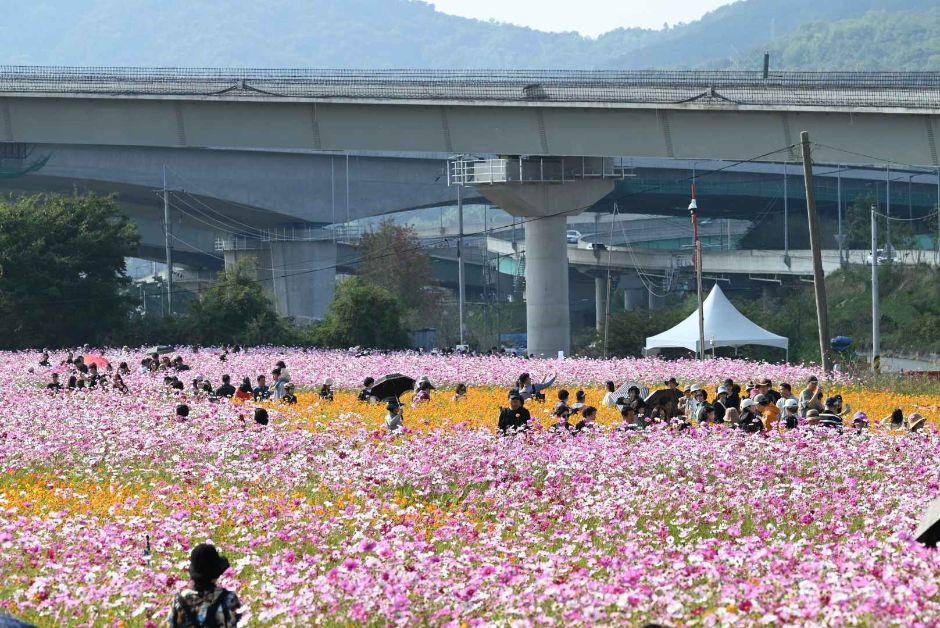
left=738, top=398, right=764, bottom=433
left=319, top=378, right=334, bottom=401
left=782, top=397, right=800, bottom=429
left=713, top=386, right=730, bottom=422
left=687, top=384, right=705, bottom=422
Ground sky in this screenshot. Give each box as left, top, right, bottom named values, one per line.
left=430, top=0, right=740, bottom=37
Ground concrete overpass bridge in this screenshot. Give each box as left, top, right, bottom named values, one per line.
left=5, top=67, right=940, bottom=353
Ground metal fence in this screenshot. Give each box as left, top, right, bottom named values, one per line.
left=3, top=66, right=940, bottom=108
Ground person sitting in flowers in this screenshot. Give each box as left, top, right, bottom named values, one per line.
left=271, top=368, right=289, bottom=401
left=601, top=381, right=618, bottom=407
left=908, top=413, right=927, bottom=433
left=615, top=405, right=643, bottom=432
left=498, top=393, right=530, bottom=434
left=46, top=372, right=63, bottom=391
left=412, top=379, right=433, bottom=406
left=168, top=543, right=241, bottom=627
left=318, top=378, right=335, bottom=401
left=799, top=375, right=824, bottom=417
left=111, top=373, right=128, bottom=394
left=358, top=377, right=375, bottom=402
left=713, top=386, right=730, bottom=422
left=755, top=394, right=779, bottom=430
left=385, top=399, right=405, bottom=433
left=516, top=371, right=556, bottom=402
left=282, top=383, right=298, bottom=405
left=698, top=404, right=717, bottom=425
left=234, top=378, right=252, bottom=402
left=452, top=383, right=468, bottom=402
left=880, top=408, right=906, bottom=430
left=781, top=398, right=800, bottom=429
left=252, top=375, right=270, bottom=402
left=852, top=412, right=869, bottom=433
left=819, top=397, right=844, bottom=430
left=736, top=399, right=764, bottom=434
left=573, top=406, right=598, bottom=435
left=549, top=404, right=573, bottom=434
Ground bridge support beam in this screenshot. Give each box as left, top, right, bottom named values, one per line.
left=595, top=276, right=607, bottom=333
left=477, top=179, right=614, bottom=357
left=223, top=239, right=336, bottom=322
left=648, top=291, right=666, bottom=311
left=268, top=240, right=337, bottom=322
left=620, top=272, right=646, bottom=312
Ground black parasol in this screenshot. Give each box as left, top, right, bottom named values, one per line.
left=369, top=373, right=416, bottom=401
left=914, top=496, right=940, bottom=548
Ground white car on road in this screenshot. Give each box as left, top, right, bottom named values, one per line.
left=566, top=230, right=582, bottom=245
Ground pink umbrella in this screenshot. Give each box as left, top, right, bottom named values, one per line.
left=84, top=354, right=110, bottom=369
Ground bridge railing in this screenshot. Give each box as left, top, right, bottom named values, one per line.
left=4, top=66, right=940, bottom=108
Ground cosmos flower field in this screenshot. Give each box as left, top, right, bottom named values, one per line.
left=1, top=348, right=938, bottom=626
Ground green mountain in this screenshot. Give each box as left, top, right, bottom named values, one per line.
left=0, top=0, right=939, bottom=70
left=724, top=8, right=940, bottom=70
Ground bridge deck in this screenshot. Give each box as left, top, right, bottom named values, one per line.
left=3, top=67, right=940, bottom=110
left=486, top=238, right=939, bottom=276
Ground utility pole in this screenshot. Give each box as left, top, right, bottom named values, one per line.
left=689, top=185, right=705, bottom=360
left=800, top=131, right=831, bottom=372
left=871, top=204, right=881, bottom=372
left=457, top=177, right=466, bottom=347
left=162, top=165, right=173, bottom=316
left=886, top=164, right=892, bottom=253
left=836, top=164, right=845, bottom=267
left=783, top=159, right=789, bottom=262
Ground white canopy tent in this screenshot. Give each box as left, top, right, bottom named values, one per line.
left=644, top=284, right=789, bottom=358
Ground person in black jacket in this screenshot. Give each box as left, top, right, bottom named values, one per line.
left=818, top=397, right=844, bottom=430
left=573, top=406, right=598, bottom=434
left=216, top=374, right=236, bottom=398
left=737, top=399, right=764, bottom=434
left=713, top=387, right=730, bottom=422
left=498, top=393, right=530, bottom=434
left=358, top=377, right=375, bottom=402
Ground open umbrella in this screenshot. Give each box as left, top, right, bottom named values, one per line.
left=370, top=373, right=416, bottom=401
left=84, top=354, right=110, bottom=369
left=614, top=381, right=649, bottom=401
left=645, top=388, right=679, bottom=407
left=914, top=496, right=940, bottom=548
left=645, top=388, right=681, bottom=417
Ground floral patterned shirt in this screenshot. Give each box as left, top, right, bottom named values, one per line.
left=168, top=587, right=241, bottom=627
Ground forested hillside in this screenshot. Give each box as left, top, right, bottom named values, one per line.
left=3, top=0, right=940, bottom=70
left=724, top=8, right=940, bottom=70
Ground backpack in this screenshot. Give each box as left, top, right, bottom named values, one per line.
left=176, top=590, right=230, bottom=628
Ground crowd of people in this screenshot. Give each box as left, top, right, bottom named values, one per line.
left=44, top=349, right=300, bottom=427
left=44, top=349, right=929, bottom=438
left=493, top=373, right=929, bottom=436
left=23, top=346, right=935, bottom=627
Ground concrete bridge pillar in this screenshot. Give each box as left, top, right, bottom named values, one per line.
left=268, top=240, right=337, bottom=322
left=477, top=178, right=614, bottom=356
left=620, top=272, right=647, bottom=312
left=223, top=238, right=336, bottom=322
left=595, top=276, right=607, bottom=333
left=648, top=291, right=666, bottom=311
